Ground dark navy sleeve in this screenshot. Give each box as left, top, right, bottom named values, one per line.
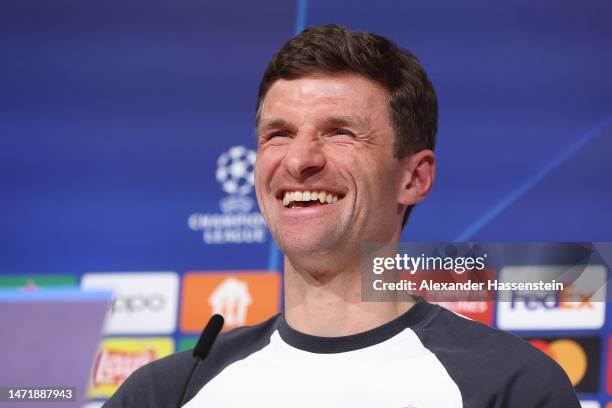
left=413, top=305, right=580, bottom=408
left=492, top=353, right=581, bottom=407
left=103, top=349, right=194, bottom=408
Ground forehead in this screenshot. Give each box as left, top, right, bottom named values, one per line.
left=259, top=73, right=390, bottom=123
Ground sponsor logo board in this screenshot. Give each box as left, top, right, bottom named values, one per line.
left=497, top=265, right=606, bottom=329
left=527, top=336, right=600, bottom=394
left=81, top=272, right=179, bottom=334
left=180, top=271, right=280, bottom=332
left=88, top=337, right=174, bottom=398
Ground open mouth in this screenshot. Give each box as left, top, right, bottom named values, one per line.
left=278, top=190, right=343, bottom=208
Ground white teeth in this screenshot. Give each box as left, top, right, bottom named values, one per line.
left=281, top=190, right=340, bottom=207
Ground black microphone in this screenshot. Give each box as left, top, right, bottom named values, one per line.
left=176, top=314, right=224, bottom=408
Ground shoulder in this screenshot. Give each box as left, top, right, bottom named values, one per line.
left=413, top=304, right=579, bottom=407
left=103, top=314, right=282, bottom=408
left=101, top=349, right=194, bottom=408
left=212, top=312, right=281, bottom=354
left=416, top=304, right=542, bottom=360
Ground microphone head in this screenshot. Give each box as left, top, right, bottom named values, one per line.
left=193, top=314, right=224, bottom=360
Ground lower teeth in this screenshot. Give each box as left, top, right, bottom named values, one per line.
left=290, top=201, right=324, bottom=208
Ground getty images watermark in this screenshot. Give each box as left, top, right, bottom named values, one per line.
left=361, top=242, right=608, bottom=303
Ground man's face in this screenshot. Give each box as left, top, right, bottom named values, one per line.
left=255, top=73, right=410, bottom=259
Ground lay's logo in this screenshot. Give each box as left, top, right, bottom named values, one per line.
left=88, top=338, right=174, bottom=398
left=93, top=348, right=157, bottom=387
left=180, top=271, right=280, bottom=333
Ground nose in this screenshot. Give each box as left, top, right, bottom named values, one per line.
left=282, top=133, right=325, bottom=179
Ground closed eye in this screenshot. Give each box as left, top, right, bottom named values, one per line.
left=263, top=130, right=291, bottom=142
left=329, top=128, right=354, bottom=137
left=274, top=130, right=292, bottom=137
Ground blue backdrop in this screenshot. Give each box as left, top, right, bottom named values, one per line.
left=1, top=0, right=611, bottom=405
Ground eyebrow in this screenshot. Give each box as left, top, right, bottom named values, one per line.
left=256, top=118, right=293, bottom=136
left=319, top=115, right=370, bottom=133
left=256, top=115, right=370, bottom=136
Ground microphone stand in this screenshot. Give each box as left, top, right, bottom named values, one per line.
left=176, top=314, right=224, bottom=408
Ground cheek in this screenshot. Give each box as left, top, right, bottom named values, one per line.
left=254, top=163, right=272, bottom=220
left=330, top=148, right=382, bottom=187
left=351, top=158, right=402, bottom=203
left=254, top=149, right=277, bottom=186
left=254, top=147, right=285, bottom=207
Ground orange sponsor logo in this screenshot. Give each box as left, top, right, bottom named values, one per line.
left=181, top=271, right=281, bottom=333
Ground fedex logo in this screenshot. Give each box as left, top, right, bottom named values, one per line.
left=510, top=284, right=594, bottom=310
left=497, top=265, right=606, bottom=330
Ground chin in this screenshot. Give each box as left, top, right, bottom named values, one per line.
left=276, top=233, right=339, bottom=258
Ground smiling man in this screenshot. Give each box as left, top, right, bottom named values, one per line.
left=105, top=24, right=579, bottom=408
left=254, top=71, right=435, bottom=335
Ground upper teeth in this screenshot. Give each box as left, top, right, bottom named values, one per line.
left=282, top=191, right=339, bottom=207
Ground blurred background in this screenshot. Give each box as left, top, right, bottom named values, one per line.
left=1, top=0, right=611, bottom=406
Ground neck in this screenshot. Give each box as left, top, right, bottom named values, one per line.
left=283, top=254, right=414, bottom=337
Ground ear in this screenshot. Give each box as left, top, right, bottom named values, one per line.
left=397, top=149, right=436, bottom=206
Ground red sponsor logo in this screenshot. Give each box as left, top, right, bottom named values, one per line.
left=92, top=348, right=156, bottom=387
left=401, top=267, right=495, bottom=325
left=434, top=300, right=493, bottom=325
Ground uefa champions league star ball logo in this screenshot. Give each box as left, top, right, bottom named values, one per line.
left=216, top=145, right=256, bottom=196
left=216, top=146, right=257, bottom=214
left=187, top=145, right=267, bottom=244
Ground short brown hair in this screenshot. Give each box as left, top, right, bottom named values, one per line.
left=256, top=24, right=438, bottom=227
